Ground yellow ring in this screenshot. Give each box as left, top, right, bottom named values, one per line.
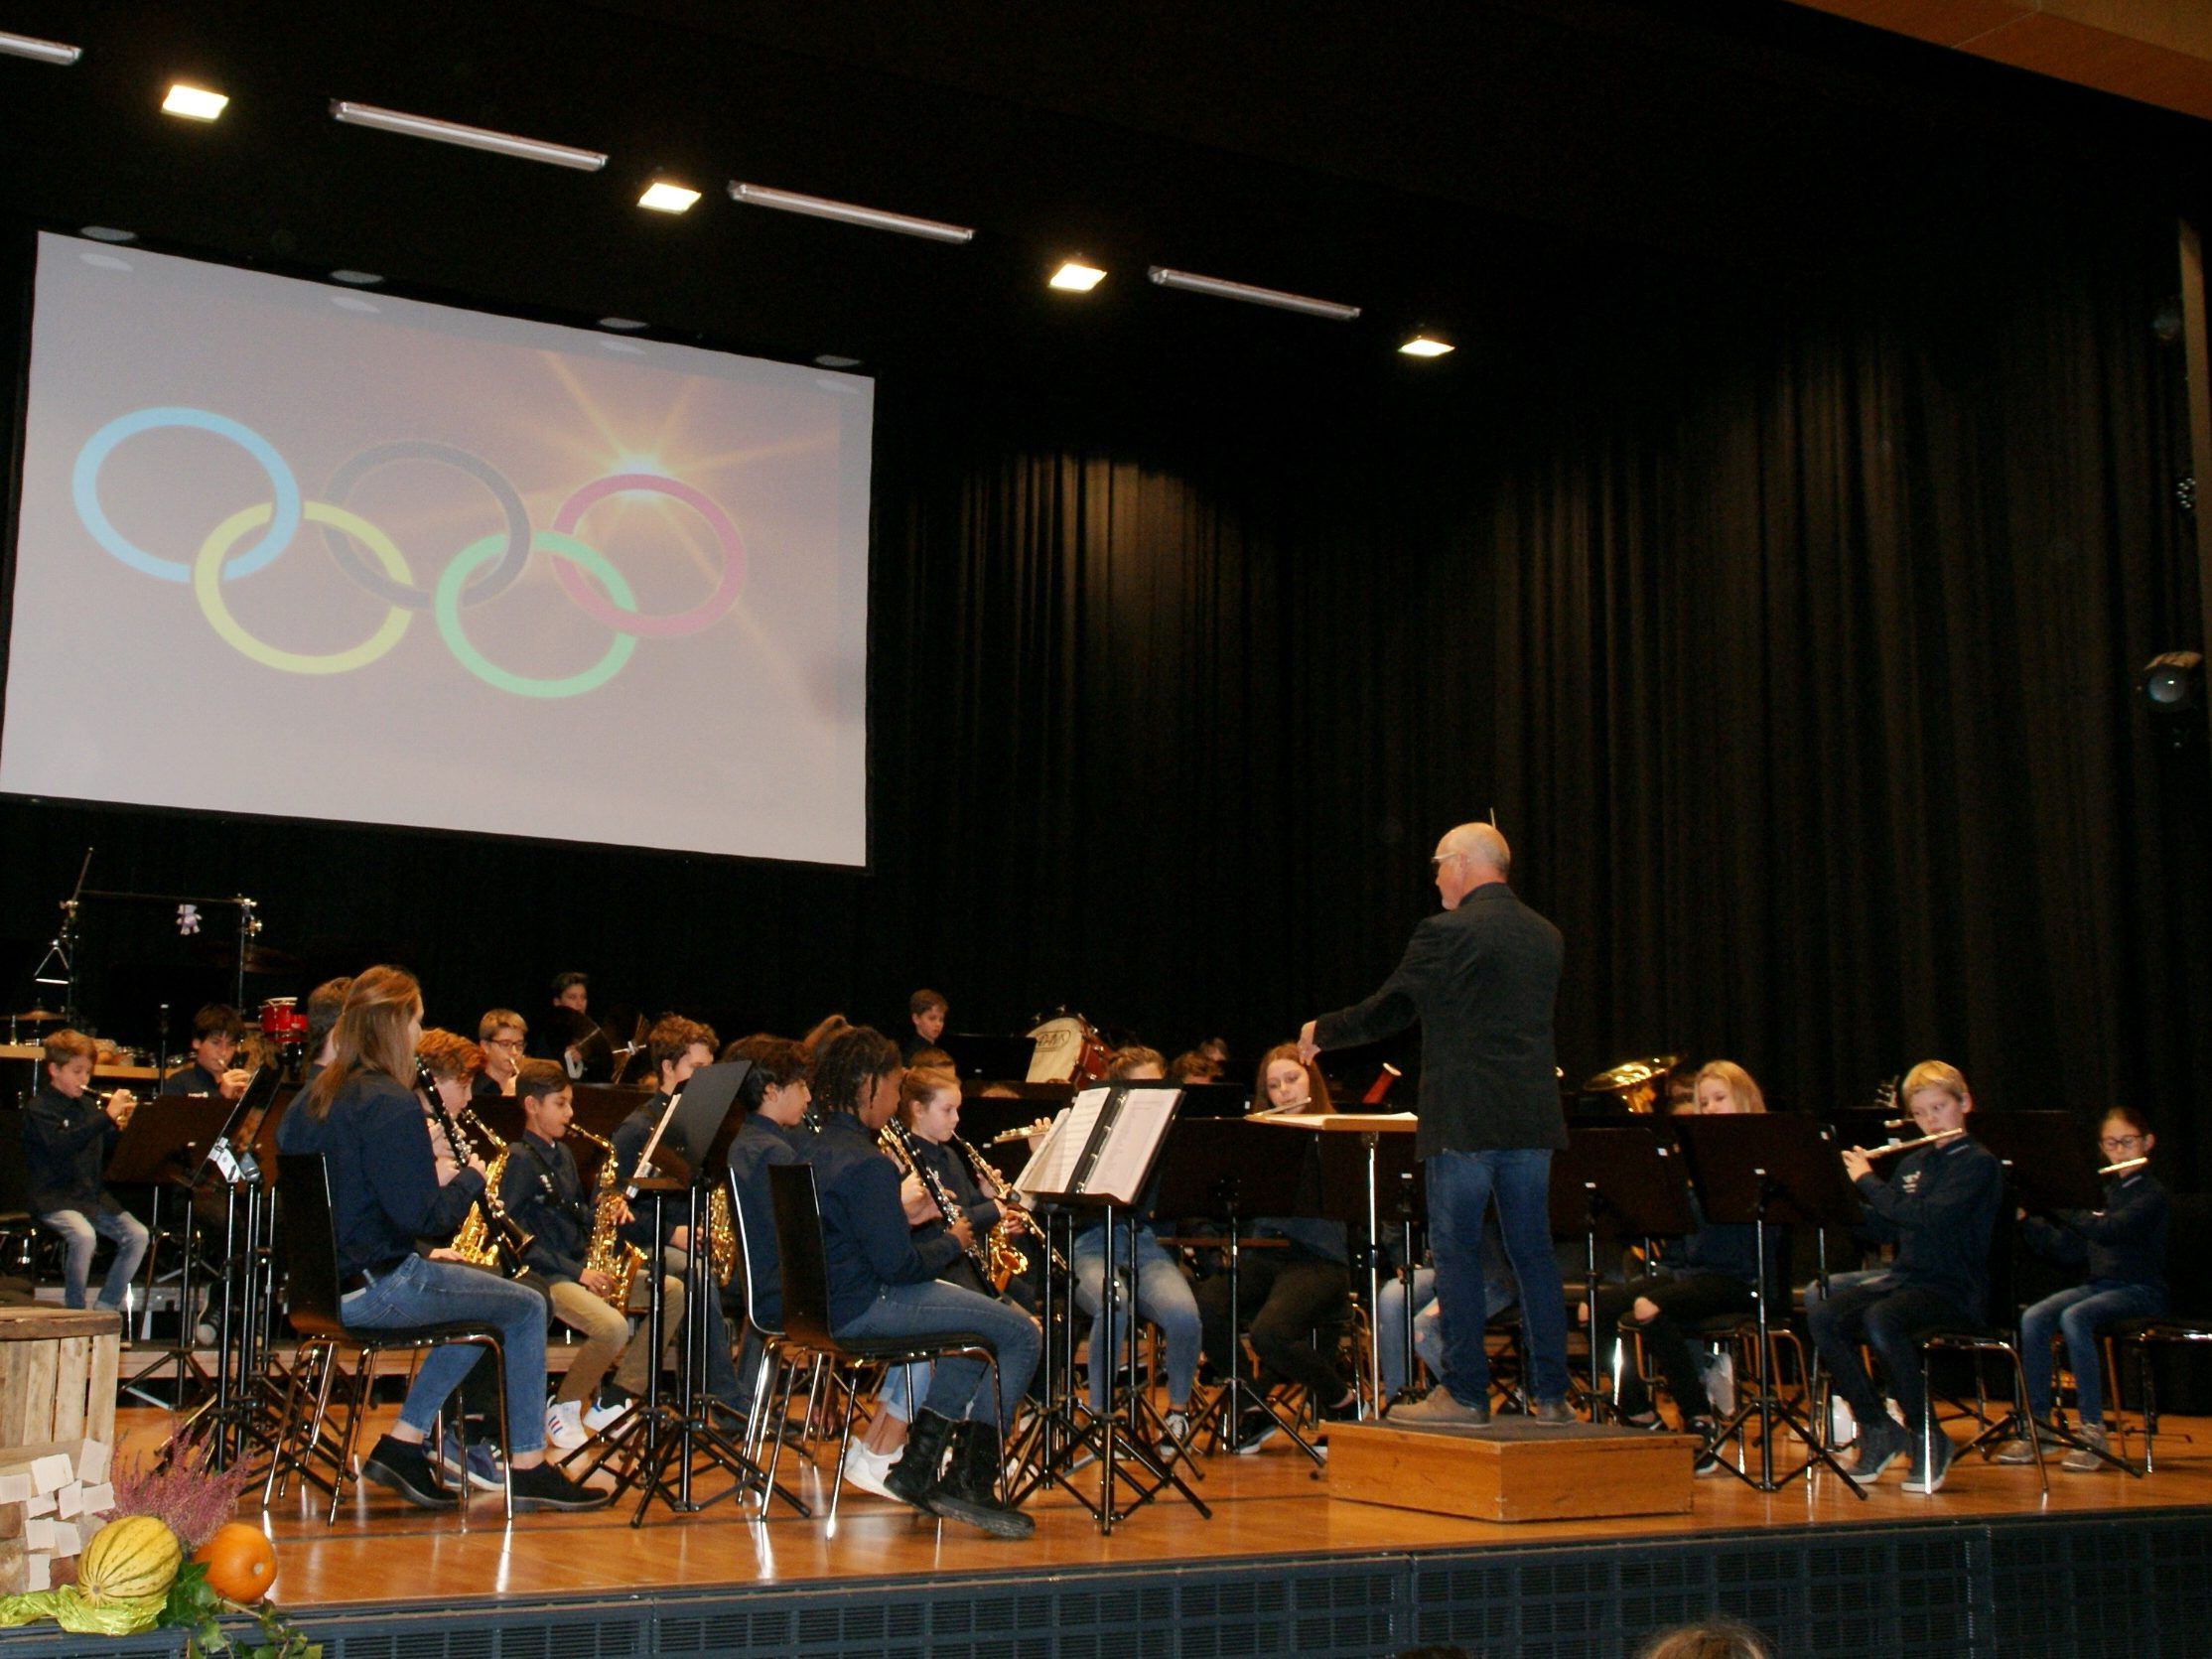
left=195, top=501, right=413, bottom=674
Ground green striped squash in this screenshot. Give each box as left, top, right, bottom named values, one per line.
left=74, top=1516, right=182, bottom=1603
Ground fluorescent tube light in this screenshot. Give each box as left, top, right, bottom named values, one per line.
left=1147, top=266, right=1359, bottom=321
left=331, top=100, right=607, bottom=171
left=0, top=30, right=80, bottom=65
left=729, top=182, right=972, bottom=244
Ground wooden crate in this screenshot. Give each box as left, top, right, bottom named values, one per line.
left=0, top=1308, right=122, bottom=1592
left=1327, top=1417, right=1697, bottom=1523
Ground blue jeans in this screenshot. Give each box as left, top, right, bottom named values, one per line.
left=340, top=1254, right=551, bottom=1454
left=835, top=1279, right=1038, bottom=1431
left=2020, top=1280, right=2165, bottom=1426
left=1071, top=1224, right=1202, bottom=1411
left=41, top=1205, right=149, bottom=1313
left=1427, top=1148, right=1569, bottom=1406
left=1806, top=1278, right=1961, bottom=1435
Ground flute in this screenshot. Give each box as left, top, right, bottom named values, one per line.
left=2098, top=1155, right=2149, bottom=1176
left=1858, top=1128, right=1966, bottom=1160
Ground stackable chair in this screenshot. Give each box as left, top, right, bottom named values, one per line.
left=262, top=1154, right=513, bottom=1524
left=766, top=1162, right=1000, bottom=1524
left=2099, top=1192, right=2212, bottom=1474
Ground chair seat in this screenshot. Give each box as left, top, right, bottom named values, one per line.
left=1920, top=1323, right=2014, bottom=1346
left=823, top=1328, right=997, bottom=1363
left=2100, top=1317, right=2212, bottom=1342
left=289, top=1312, right=508, bottom=1346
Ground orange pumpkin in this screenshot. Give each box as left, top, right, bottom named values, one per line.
left=192, top=1522, right=278, bottom=1603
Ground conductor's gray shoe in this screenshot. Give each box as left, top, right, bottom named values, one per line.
left=1530, top=1399, right=1579, bottom=1426
left=1391, top=1390, right=1491, bottom=1427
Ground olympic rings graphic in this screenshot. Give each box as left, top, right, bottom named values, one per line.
left=70, top=408, right=749, bottom=699
left=551, top=474, right=746, bottom=637
left=75, top=408, right=302, bottom=584
left=322, top=440, right=534, bottom=612
left=436, top=530, right=638, bottom=699
left=197, top=501, right=414, bottom=674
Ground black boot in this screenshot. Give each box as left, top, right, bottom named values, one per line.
left=928, top=1419, right=1036, bottom=1540
left=883, top=1409, right=957, bottom=1512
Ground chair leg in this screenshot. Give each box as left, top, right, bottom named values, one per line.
left=2004, top=1344, right=2048, bottom=1498
left=486, top=1336, right=511, bottom=1524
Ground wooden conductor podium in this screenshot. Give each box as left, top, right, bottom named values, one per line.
left=1327, top=1417, right=1698, bottom=1524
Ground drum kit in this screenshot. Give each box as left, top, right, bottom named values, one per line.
left=1025, top=1011, right=1113, bottom=1084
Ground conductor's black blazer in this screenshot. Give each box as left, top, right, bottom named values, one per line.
left=1313, top=883, right=1566, bottom=1160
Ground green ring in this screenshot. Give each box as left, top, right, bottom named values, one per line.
left=435, top=529, right=638, bottom=698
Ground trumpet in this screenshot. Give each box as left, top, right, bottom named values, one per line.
left=1857, top=1128, right=1966, bottom=1161
left=951, top=1132, right=1068, bottom=1276
left=2099, top=1156, right=2149, bottom=1176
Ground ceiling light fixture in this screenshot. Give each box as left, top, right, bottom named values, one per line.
left=330, top=269, right=384, bottom=286
left=162, top=83, right=228, bottom=122
left=1147, top=266, right=1358, bottom=321
left=79, top=226, right=137, bottom=244
left=597, top=317, right=649, bottom=332
left=814, top=353, right=863, bottom=368
left=637, top=181, right=700, bottom=213
left=729, top=182, right=973, bottom=244
left=1399, top=335, right=1453, bottom=357
left=0, top=30, right=80, bottom=65
left=1049, top=260, right=1106, bottom=292
left=331, top=100, right=607, bottom=171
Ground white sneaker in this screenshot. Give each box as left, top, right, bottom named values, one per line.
left=545, top=1399, right=588, bottom=1452
left=840, top=1439, right=900, bottom=1501
left=582, top=1393, right=631, bottom=1434
left=1705, top=1352, right=1736, bottom=1419
left=1829, top=1395, right=1857, bottom=1447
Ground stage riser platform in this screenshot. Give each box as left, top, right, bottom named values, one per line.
left=3, top=1506, right=2207, bottom=1659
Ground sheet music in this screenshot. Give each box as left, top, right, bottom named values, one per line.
left=1086, top=1085, right=1177, bottom=1203
left=1016, top=1098, right=1090, bottom=1197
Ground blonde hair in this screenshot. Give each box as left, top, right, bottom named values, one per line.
left=1693, top=1060, right=1765, bottom=1114
left=302, top=965, right=423, bottom=1121
left=899, top=1064, right=960, bottom=1128
left=43, top=1029, right=97, bottom=1070
left=1900, top=1059, right=1970, bottom=1105
left=1105, top=1045, right=1166, bottom=1079
left=416, top=1028, right=484, bottom=1082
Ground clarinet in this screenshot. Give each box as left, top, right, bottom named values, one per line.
left=880, top=1118, right=995, bottom=1282
left=417, top=1061, right=537, bottom=1275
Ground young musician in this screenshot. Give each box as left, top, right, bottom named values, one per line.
left=475, top=1010, right=529, bottom=1099
left=282, top=966, right=607, bottom=1511
left=1997, top=1105, right=2168, bottom=1472
left=1582, top=1061, right=1777, bottom=1459
left=808, top=1027, right=1039, bottom=1538
left=1068, top=1046, right=1203, bottom=1450
left=1813, top=1058, right=2002, bottom=1493
left=606, top=1014, right=748, bottom=1420
left=530, top=972, right=596, bottom=1079
left=160, top=1004, right=250, bottom=1101
left=1199, top=1045, right=1358, bottom=1451
left=722, top=1036, right=812, bottom=1406
left=25, top=1030, right=149, bottom=1313
left=903, top=990, right=948, bottom=1061
left=499, top=1058, right=688, bottom=1451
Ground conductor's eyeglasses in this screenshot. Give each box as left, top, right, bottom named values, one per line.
left=1429, top=852, right=1464, bottom=870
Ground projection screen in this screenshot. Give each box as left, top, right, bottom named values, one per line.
left=3, top=232, right=874, bottom=866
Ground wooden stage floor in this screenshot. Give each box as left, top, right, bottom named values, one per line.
left=113, top=1405, right=2212, bottom=1615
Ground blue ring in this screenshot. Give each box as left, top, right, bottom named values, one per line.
left=72, top=407, right=302, bottom=584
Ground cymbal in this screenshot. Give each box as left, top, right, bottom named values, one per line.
left=188, top=939, right=305, bottom=973
left=10, top=1008, right=66, bottom=1024
left=1581, top=1054, right=1682, bottom=1091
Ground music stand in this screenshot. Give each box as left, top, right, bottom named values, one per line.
left=1018, top=1082, right=1204, bottom=1533
left=1154, top=1118, right=1313, bottom=1464
left=1971, top=1113, right=2105, bottom=1214
left=108, top=1094, right=230, bottom=1406
left=1673, top=1114, right=1866, bottom=1495
left=1549, top=1125, right=1697, bottom=1423
left=936, top=1033, right=1038, bottom=1082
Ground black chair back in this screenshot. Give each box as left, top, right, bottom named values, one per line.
left=724, top=1165, right=782, bottom=1338
left=767, top=1163, right=837, bottom=1349
left=2165, top=1193, right=2212, bottom=1320
left=275, top=1154, right=346, bottom=1338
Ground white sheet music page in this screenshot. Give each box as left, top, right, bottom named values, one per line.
left=1016, top=1097, right=1089, bottom=1197
left=1085, top=1085, right=1178, bottom=1202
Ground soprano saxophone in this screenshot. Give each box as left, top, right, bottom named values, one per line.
left=569, top=1125, right=649, bottom=1311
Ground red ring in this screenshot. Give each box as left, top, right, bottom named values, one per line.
left=550, top=473, right=746, bottom=636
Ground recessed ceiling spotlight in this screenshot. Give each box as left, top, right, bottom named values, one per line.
left=162, top=83, right=228, bottom=122
left=598, top=317, right=649, bottom=332
left=330, top=269, right=383, bottom=286
left=1399, top=335, right=1453, bottom=358
left=637, top=181, right=700, bottom=214
left=814, top=353, right=863, bottom=368
left=1148, top=266, right=1358, bottom=321
left=79, top=226, right=137, bottom=244
left=0, top=31, right=81, bottom=66
left=1049, top=260, right=1106, bottom=293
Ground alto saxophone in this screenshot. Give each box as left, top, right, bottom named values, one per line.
left=421, top=1068, right=534, bottom=1275
left=569, top=1126, right=649, bottom=1311
left=951, top=1132, right=1066, bottom=1278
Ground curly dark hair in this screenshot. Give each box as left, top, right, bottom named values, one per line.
left=811, top=1026, right=901, bottom=1116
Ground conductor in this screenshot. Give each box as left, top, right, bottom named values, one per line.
left=1300, top=821, right=1572, bottom=1426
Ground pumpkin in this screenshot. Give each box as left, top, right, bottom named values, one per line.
left=193, top=1521, right=278, bottom=1603
left=74, top=1515, right=182, bottom=1603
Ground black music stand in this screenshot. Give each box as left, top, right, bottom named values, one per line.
left=108, top=1094, right=230, bottom=1406
left=1673, top=1114, right=1866, bottom=1495
left=1018, top=1082, right=1205, bottom=1533
left=936, top=1033, right=1037, bottom=1082
left=1313, top=1127, right=1420, bottom=1407
left=1549, top=1125, right=1697, bottom=1424
left=1155, top=1117, right=1313, bottom=1464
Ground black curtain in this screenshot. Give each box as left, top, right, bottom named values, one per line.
left=2, top=199, right=2205, bottom=1174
